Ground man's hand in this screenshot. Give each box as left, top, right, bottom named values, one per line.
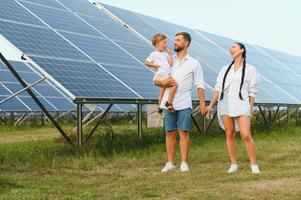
left=199, top=105, right=208, bottom=115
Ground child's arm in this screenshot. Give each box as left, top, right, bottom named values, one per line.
left=166, top=48, right=173, bottom=67
left=144, top=60, right=159, bottom=71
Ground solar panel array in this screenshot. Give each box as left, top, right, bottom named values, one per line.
left=101, top=3, right=301, bottom=105
left=0, top=60, right=74, bottom=111
left=0, top=0, right=300, bottom=113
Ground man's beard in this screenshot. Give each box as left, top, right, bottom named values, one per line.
left=174, top=46, right=184, bottom=52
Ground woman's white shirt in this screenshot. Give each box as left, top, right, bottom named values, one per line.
left=215, top=63, right=260, bottom=131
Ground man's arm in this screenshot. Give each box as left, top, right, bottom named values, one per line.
left=198, top=88, right=207, bottom=115
left=194, top=61, right=207, bottom=115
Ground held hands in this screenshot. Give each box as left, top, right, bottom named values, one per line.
left=199, top=105, right=209, bottom=116
left=205, top=105, right=213, bottom=118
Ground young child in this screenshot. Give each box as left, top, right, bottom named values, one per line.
left=144, top=34, right=178, bottom=113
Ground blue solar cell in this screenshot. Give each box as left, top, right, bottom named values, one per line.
left=101, top=3, right=151, bottom=28
left=138, top=14, right=179, bottom=38
left=0, top=86, right=11, bottom=96
left=257, top=46, right=301, bottom=75
left=197, top=30, right=234, bottom=50
left=61, top=32, right=142, bottom=67
left=256, top=87, right=281, bottom=104
left=31, top=57, right=139, bottom=98
left=59, top=0, right=110, bottom=19
left=19, top=0, right=64, bottom=9
left=0, top=96, right=29, bottom=111
left=19, top=96, right=56, bottom=111
left=0, top=22, right=88, bottom=61
left=0, top=70, right=18, bottom=83
left=21, top=2, right=99, bottom=36
left=283, top=60, right=301, bottom=74
left=101, top=64, right=158, bottom=99
left=194, top=30, right=301, bottom=103
left=101, top=3, right=162, bottom=43
left=113, top=41, right=153, bottom=63
left=259, top=81, right=298, bottom=104
left=0, top=61, right=75, bottom=111
left=43, top=97, right=74, bottom=111
left=0, top=0, right=44, bottom=26
left=82, top=15, right=148, bottom=44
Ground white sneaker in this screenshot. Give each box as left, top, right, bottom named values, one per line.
left=227, top=164, right=238, bottom=173
left=180, top=162, right=189, bottom=172
left=251, top=164, right=260, bottom=174
left=161, top=162, right=176, bottom=173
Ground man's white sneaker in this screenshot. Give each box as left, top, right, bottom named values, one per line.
left=161, top=162, right=176, bottom=173
left=227, top=164, right=238, bottom=173
left=251, top=164, right=260, bottom=174
left=180, top=162, right=189, bottom=172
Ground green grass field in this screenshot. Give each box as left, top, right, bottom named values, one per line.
left=0, top=122, right=300, bottom=199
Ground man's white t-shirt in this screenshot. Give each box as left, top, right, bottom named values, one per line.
left=160, top=54, right=205, bottom=110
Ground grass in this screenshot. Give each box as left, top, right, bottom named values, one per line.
left=0, top=121, right=300, bottom=199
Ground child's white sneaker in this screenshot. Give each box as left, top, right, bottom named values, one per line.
left=180, top=162, right=189, bottom=172
left=227, top=164, right=238, bottom=173
left=251, top=164, right=260, bottom=174
left=161, top=162, right=176, bottom=173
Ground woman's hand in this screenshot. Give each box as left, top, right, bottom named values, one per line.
left=205, top=105, right=213, bottom=118
left=199, top=105, right=208, bottom=116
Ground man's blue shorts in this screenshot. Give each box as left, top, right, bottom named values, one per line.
left=163, top=108, right=192, bottom=133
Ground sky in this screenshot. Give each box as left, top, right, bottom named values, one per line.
left=99, top=0, right=301, bottom=57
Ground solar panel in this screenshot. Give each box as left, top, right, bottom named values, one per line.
left=21, top=1, right=99, bottom=36
left=31, top=57, right=139, bottom=98
left=256, top=46, right=301, bottom=75
left=101, top=4, right=220, bottom=100
left=0, top=0, right=300, bottom=113
left=0, top=0, right=44, bottom=26
left=0, top=21, right=88, bottom=60
left=0, top=0, right=158, bottom=101
left=0, top=60, right=74, bottom=111
left=196, top=30, right=301, bottom=104
left=101, top=64, right=158, bottom=99
left=19, top=0, right=64, bottom=9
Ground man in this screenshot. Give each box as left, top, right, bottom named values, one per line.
left=160, top=32, right=207, bottom=173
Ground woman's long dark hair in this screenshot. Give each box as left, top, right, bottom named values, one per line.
left=220, top=43, right=246, bottom=101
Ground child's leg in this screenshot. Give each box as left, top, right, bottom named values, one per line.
left=159, top=87, right=166, bottom=106
left=167, top=82, right=178, bottom=105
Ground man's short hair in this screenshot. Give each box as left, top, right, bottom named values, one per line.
left=175, top=32, right=191, bottom=46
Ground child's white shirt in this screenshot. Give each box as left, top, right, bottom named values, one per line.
left=146, top=51, right=171, bottom=79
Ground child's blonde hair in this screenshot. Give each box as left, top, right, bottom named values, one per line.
left=151, top=34, right=167, bottom=47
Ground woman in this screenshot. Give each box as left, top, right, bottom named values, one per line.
left=207, top=43, right=260, bottom=174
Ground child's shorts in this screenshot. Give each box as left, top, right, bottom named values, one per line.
left=153, top=74, right=170, bottom=83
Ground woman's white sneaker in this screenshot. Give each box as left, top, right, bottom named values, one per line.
left=180, top=162, right=189, bottom=172
left=251, top=164, right=260, bottom=174
left=161, top=162, right=176, bottom=173
left=227, top=164, right=238, bottom=173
